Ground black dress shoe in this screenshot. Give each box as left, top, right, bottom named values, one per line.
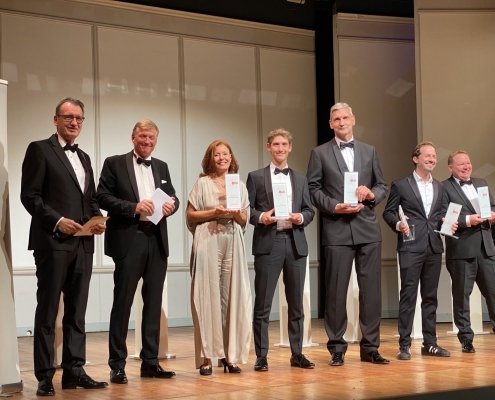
left=329, top=352, right=344, bottom=366
left=290, top=354, right=315, bottom=369
left=61, top=374, right=108, bottom=389
left=140, top=364, right=176, bottom=379
left=462, top=339, right=476, bottom=353
left=360, top=350, right=390, bottom=364
left=36, top=376, right=55, bottom=396
left=254, top=356, right=268, bottom=372
left=110, top=369, right=128, bottom=384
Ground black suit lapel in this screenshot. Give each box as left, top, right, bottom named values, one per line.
left=263, top=166, right=274, bottom=209
left=449, top=176, right=476, bottom=214
left=331, top=139, right=349, bottom=175
left=407, top=175, right=427, bottom=217
left=49, top=134, right=83, bottom=194
left=353, top=140, right=361, bottom=174
left=151, top=158, right=159, bottom=191
left=126, top=152, right=140, bottom=202
left=430, top=179, right=440, bottom=216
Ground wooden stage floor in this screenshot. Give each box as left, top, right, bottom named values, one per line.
left=12, top=319, right=495, bottom=399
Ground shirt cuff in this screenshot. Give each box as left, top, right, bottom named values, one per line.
left=54, top=217, right=64, bottom=232
left=466, top=215, right=471, bottom=228
left=396, top=221, right=401, bottom=231
left=258, top=212, right=264, bottom=224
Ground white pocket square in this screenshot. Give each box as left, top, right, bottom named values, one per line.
left=161, top=180, right=167, bottom=184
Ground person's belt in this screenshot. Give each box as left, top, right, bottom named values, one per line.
left=137, top=221, right=158, bottom=236
left=276, top=229, right=293, bottom=234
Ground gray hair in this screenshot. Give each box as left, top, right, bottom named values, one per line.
left=330, top=102, right=353, bottom=119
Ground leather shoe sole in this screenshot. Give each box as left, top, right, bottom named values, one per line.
left=360, top=352, right=390, bottom=364
left=290, top=355, right=315, bottom=369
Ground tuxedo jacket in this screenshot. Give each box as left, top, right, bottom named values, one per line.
left=383, top=174, right=444, bottom=254
left=20, top=134, right=100, bottom=252
left=306, top=138, right=388, bottom=246
left=246, top=166, right=314, bottom=256
left=96, top=151, right=179, bottom=260
left=441, top=176, right=495, bottom=259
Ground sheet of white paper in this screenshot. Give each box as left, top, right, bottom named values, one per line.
left=226, top=174, right=241, bottom=210
left=477, top=186, right=492, bottom=219
left=147, top=188, right=175, bottom=225
left=73, top=216, right=110, bottom=236
left=344, top=171, right=359, bottom=206
left=440, top=202, right=462, bottom=235
left=272, top=182, right=289, bottom=218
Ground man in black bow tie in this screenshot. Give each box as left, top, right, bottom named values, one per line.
left=442, top=150, right=495, bottom=352
left=97, top=119, right=179, bottom=383
left=307, top=102, right=389, bottom=366
left=21, top=97, right=108, bottom=396
left=247, top=128, right=315, bottom=371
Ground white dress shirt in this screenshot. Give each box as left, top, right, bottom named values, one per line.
left=454, top=176, right=479, bottom=227
left=54, top=134, right=87, bottom=230
left=396, top=171, right=433, bottom=231
left=133, top=152, right=156, bottom=221
left=258, top=163, right=303, bottom=229
left=335, top=136, right=354, bottom=172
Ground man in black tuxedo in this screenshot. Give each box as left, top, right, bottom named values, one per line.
left=247, top=128, right=315, bottom=371
left=441, top=150, right=495, bottom=352
left=307, top=102, right=389, bottom=366
left=383, top=142, right=454, bottom=360
left=97, top=119, right=179, bottom=383
left=21, top=97, right=108, bottom=396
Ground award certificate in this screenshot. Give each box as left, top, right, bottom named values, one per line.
left=344, top=172, right=359, bottom=206
left=226, top=174, right=241, bottom=210
left=477, top=186, right=492, bottom=219
left=272, top=182, right=290, bottom=218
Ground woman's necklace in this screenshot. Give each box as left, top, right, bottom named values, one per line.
left=214, top=179, right=225, bottom=188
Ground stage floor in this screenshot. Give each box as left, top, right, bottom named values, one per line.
left=13, top=319, right=495, bottom=399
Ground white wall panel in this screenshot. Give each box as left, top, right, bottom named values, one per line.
left=97, top=27, right=184, bottom=266
left=183, top=39, right=258, bottom=262
left=2, top=15, right=94, bottom=269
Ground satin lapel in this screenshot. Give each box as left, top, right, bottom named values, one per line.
left=331, top=139, right=348, bottom=175
left=289, top=168, right=297, bottom=211
left=126, top=152, right=140, bottom=202
left=263, top=166, right=274, bottom=209
left=49, top=134, right=82, bottom=193
left=353, top=140, right=362, bottom=175
left=449, top=176, right=476, bottom=214
left=430, top=179, right=439, bottom=217
left=407, top=175, right=426, bottom=217
left=151, top=158, right=160, bottom=190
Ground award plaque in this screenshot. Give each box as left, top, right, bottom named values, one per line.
left=225, top=174, right=241, bottom=210
left=399, top=205, right=414, bottom=242
left=436, top=202, right=462, bottom=238
left=272, top=182, right=290, bottom=218
left=477, top=186, right=492, bottom=219
left=344, top=172, right=359, bottom=206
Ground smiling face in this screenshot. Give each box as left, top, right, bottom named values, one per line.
left=329, top=107, right=355, bottom=141
left=449, top=153, right=472, bottom=181
left=414, top=145, right=437, bottom=175
left=213, top=144, right=232, bottom=176
left=53, top=102, right=84, bottom=144
left=266, top=134, right=292, bottom=167
left=132, top=127, right=157, bottom=159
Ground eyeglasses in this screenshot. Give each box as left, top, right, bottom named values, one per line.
left=58, top=115, right=85, bottom=124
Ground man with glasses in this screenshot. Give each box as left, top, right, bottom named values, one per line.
left=21, top=97, right=108, bottom=396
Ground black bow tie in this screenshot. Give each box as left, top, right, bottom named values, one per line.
left=274, top=167, right=289, bottom=175
left=340, top=141, right=354, bottom=150
left=460, top=179, right=473, bottom=186
left=63, top=143, right=78, bottom=152
left=136, top=157, right=151, bottom=167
